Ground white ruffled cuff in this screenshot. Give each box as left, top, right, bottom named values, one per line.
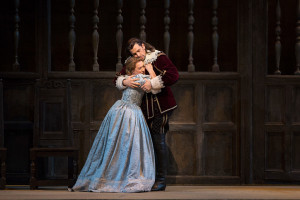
left=150, top=75, right=164, bottom=90
left=151, top=88, right=161, bottom=94
left=116, top=76, right=127, bottom=90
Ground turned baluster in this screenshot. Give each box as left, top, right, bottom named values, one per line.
left=164, top=0, right=170, bottom=56
left=116, top=0, right=123, bottom=72
left=188, top=0, right=195, bottom=72
left=212, top=0, right=220, bottom=72
left=13, top=0, right=20, bottom=71
left=274, top=0, right=282, bottom=75
left=92, top=0, right=99, bottom=71
left=140, top=0, right=147, bottom=41
left=69, top=0, right=76, bottom=72
left=295, top=0, right=300, bottom=74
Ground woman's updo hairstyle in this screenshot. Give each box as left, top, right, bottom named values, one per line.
left=125, top=57, right=144, bottom=75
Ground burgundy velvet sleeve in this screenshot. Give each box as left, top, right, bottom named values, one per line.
left=154, top=55, right=179, bottom=86
left=113, top=65, right=127, bottom=84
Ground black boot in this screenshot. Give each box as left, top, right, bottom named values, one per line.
left=151, top=134, right=168, bottom=191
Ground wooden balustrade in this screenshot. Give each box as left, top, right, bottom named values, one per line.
left=5, top=0, right=300, bottom=74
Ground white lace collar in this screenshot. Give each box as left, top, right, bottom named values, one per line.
left=144, top=50, right=161, bottom=64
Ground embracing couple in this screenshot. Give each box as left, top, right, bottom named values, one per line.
left=71, top=38, right=179, bottom=193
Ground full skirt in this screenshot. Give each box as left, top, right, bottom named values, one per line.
left=72, top=100, right=155, bottom=192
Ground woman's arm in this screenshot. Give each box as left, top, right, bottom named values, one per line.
left=143, top=63, right=163, bottom=94
left=142, top=67, right=163, bottom=94
left=145, top=63, right=164, bottom=91
left=145, top=63, right=156, bottom=78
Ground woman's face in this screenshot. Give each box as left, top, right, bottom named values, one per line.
left=132, top=61, right=145, bottom=75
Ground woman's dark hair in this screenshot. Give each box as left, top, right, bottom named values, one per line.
left=125, top=56, right=144, bottom=75
left=126, top=38, right=155, bottom=57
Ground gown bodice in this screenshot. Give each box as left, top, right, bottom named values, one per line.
left=121, top=74, right=150, bottom=106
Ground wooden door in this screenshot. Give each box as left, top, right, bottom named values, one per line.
left=253, top=0, right=300, bottom=183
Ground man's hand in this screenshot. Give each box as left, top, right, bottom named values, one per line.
left=122, top=75, right=140, bottom=88
left=141, top=79, right=152, bottom=92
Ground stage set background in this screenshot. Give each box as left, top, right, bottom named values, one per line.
left=1, top=0, right=300, bottom=185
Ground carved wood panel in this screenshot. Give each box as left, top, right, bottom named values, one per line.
left=37, top=85, right=69, bottom=146
left=292, top=86, right=300, bottom=123
left=265, top=86, right=285, bottom=123
left=204, top=83, right=236, bottom=124
left=265, top=131, right=284, bottom=171
left=203, top=131, right=233, bottom=176
left=291, top=132, right=300, bottom=171
left=91, top=80, right=121, bottom=122
left=167, top=131, right=196, bottom=176
left=202, top=81, right=239, bottom=177
left=262, top=83, right=300, bottom=181
left=71, top=82, right=85, bottom=123
left=166, top=79, right=240, bottom=184
left=3, top=81, right=34, bottom=184
left=170, top=83, right=196, bottom=124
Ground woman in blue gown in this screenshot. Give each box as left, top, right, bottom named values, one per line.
left=72, top=57, right=158, bottom=193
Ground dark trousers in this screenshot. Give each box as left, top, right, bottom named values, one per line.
left=146, top=102, right=172, bottom=182
left=147, top=102, right=172, bottom=135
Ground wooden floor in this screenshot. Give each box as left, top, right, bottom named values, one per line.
left=1, top=185, right=300, bottom=199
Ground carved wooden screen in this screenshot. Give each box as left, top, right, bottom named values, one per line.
left=49, top=0, right=244, bottom=184
left=3, top=0, right=292, bottom=185
left=253, top=0, right=300, bottom=183
left=34, top=80, right=71, bottom=147
left=0, top=0, right=248, bottom=185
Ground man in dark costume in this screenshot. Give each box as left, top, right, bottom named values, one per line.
left=115, top=38, right=179, bottom=191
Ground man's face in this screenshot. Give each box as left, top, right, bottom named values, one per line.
left=130, top=43, right=146, bottom=60
left=132, top=61, right=145, bottom=75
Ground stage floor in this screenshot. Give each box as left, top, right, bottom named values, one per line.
left=1, top=185, right=300, bottom=199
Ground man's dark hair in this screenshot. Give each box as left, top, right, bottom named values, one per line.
left=126, top=38, right=156, bottom=57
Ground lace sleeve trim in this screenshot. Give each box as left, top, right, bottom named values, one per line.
left=150, top=75, right=164, bottom=90
left=116, top=75, right=127, bottom=90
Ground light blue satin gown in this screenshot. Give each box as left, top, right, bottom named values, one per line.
left=72, top=74, right=155, bottom=193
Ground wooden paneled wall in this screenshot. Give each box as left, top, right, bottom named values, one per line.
left=253, top=0, right=300, bottom=183
left=0, top=0, right=300, bottom=185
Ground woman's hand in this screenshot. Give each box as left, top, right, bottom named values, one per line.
left=141, top=79, right=152, bottom=92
